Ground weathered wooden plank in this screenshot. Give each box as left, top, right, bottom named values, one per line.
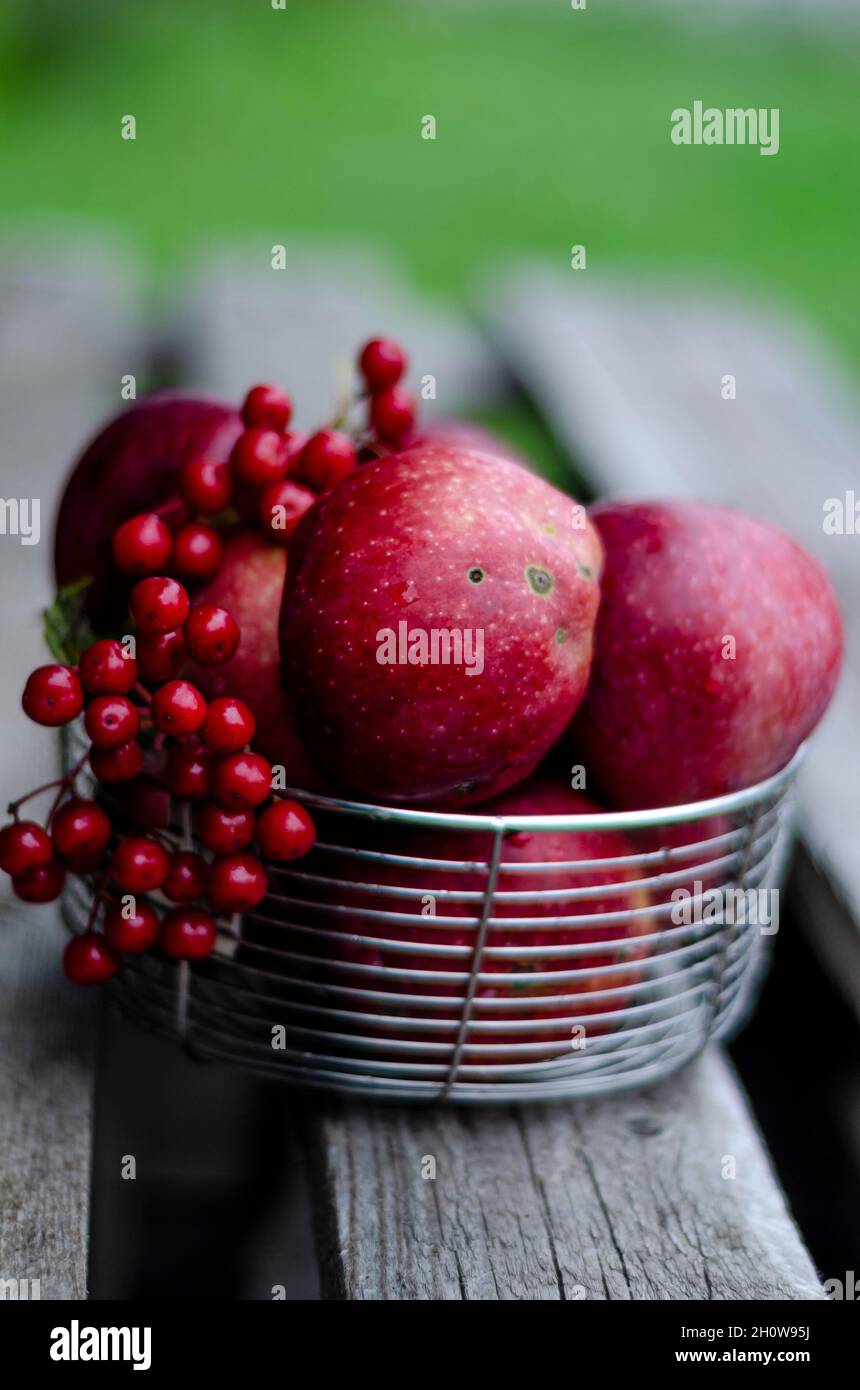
left=174, top=243, right=506, bottom=426
left=486, top=269, right=860, bottom=1006
left=0, top=243, right=139, bottom=1298
left=306, top=1050, right=823, bottom=1301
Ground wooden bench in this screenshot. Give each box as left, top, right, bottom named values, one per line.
left=0, top=246, right=832, bottom=1299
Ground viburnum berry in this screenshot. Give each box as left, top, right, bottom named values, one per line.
left=79, top=639, right=138, bottom=695
left=163, top=851, right=210, bottom=903
left=0, top=821, right=53, bottom=877
left=22, top=664, right=84, bottom=727
left=165, top=744, right=212, bottom=799
left=184, top=604, right=240, bottom=666
left=150, top=680, right=207, bottom=737
left=241, top=384, right=293, bottom=433
left=112, top=512, right=173, bottom=576
left=159, top=906, right=218, bottom=960
left=359, top=337, right=407, bottom=391
left=195, top=802, right=256, bottom=854
left=63, top=932, right=119, bottom=984
left=137, top=629, right=185, bottom=683
left=51, top=798, right=112, bottom=862
left=180, top=456, right=233, bottom=515
left=298, top=430, right=357, bottom=492
left=90, top=739, right=143, bottom=784
left=230, top=428, right=288, bottom=488
left=130, top=576, right=190, bottom=634
left=171, top=523, right=224, bottom=583
left=370, top=384, right=415, bottom=443
left=103, top=900, right=160, bottom=954
left=84, top=694, right=141, bottom=750
left=211, top=751, right=272, bottom=809
left=259, top=479, right=315, bottom=543
left=208, top=852, right=268, bottom=913
left=201, top=697, right=256, bottom=754
left=13, top=861, right=65, bottom=903
left=111, top=836, right=170, bottom=893
left=257, top=800, right=317, bottom=861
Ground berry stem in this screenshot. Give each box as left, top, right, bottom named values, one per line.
left=6, top=750, right=89, bottom=821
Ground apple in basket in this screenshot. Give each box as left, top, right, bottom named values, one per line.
left=570, top=501, right=843, bottom=809
left=280, top=780, right=655, bottom=1067
left=280, top=445, right=603, bottom=806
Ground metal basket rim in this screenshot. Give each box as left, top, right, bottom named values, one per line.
left=276, top=744, right=805, bottom=833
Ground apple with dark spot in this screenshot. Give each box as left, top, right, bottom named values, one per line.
left=570, top=500, right=843, bottom=809
left=279, top=445, right=602, bottom=805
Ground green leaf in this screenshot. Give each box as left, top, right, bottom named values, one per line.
left=42, top=577, right=95, bottom=665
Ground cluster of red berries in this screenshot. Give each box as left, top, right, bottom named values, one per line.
left=3, top=336, right=412, bottom=985
left=110, top=338, right=415, bottom=577
left=7, top=583, right=316, bottom=982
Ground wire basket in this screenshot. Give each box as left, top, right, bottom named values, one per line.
left=62, top=720, right=803, bottom=1104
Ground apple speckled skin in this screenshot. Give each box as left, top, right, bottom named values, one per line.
left=279, top=445, right=602, bottom=806
left=571, top=500, right=843, bottom=809
left=185, top=529, right=326, bottom=790
left=54, top=391, right=242, bottom=624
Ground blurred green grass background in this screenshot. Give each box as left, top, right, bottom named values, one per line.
left=1, top=0, right=858, bottom=381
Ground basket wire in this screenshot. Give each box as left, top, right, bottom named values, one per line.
left=61, top=721, right=803, bottom=1104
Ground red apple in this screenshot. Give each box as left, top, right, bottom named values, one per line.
left=570, top=500, right=843, bottom=809
left=279, top=445, right=602, bottom=805
left=184, top=529, right=325, bottom=789
left=54, top=391, right=242, bottom=623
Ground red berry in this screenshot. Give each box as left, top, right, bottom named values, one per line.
left=137, top=629, right=185, bottom=683
left=111, top=836, right=170, bottom=893
left=230, top=428, right=288, bottom=488
left=13, top=861, right=65, bottom=903
left=63, top=932, right=118, bottom=983
left=150, top=680, right=207, bottom=737
left=22, top=664, right=84, bottom=727
left=84, top=694, right=140, bottom=750
left=298, top=430, right=357, bottom=492
left=0, top=821, right=53, bottom=876
left=184, top=604, right=240, bottom=666
left=196, top=802, right=256, bottom=854
left=112, top=513, right=173, bottom=576
left=171, top=523, right=224, bottom=583
left=370, top=384, right=415, bottom=443
left=165, top=744, right=212, bottom=799
left=130, top=576, right=190, bottom=634
left=257, top=800, right=317, bottom=861
left=51, top=798, right=112, bottom=861
left=359, top=338, right=407, bottom=390
left=208, top=852, right=268, bottom=913
left=241, top=384, right=293, bottom=433
left=180, top=457, right=233, bottom=515
left=79, top=639, right=138, bottom=695
left=163, top=851, right=210, bottom=903
left=211, top=752, right=272, bottom=809
left=259, top=479, right=315, bottom=543
left=89, top=739, right=143, bottom=784
left=201, top=696, right=256, bottom=754
left=159, top=906, right=217, bottom=960
left=103, top=900, right=159, bottom=954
